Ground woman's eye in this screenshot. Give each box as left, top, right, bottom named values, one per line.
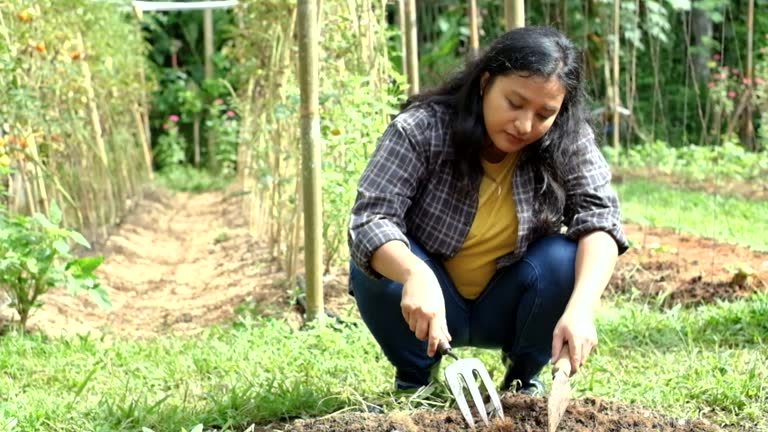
left=506, top=99, right=520, bottom=109
left=537, top=113, right=552, bottom=121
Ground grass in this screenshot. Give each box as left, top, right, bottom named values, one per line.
left=1, top=175, right=767, bottom=431
left=1, top=296, right=767, bottom=431
left=615, top=178, right=768, bottom=252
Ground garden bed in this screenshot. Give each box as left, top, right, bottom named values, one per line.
left=261, top=394, right=720, bottom=432
left=610, top=224, right=768, bottom=306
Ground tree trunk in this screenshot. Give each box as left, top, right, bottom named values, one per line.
left=297, top=0, right=324, bottom=322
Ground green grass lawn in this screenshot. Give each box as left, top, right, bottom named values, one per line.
left=614, top=178, right=768, bottom=252
left=2, top=178, right=767, bottom=432
left=1, top=295, right=767, bottom=431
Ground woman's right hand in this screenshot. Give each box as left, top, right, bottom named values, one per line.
left=400, top=262, right=452, bottom=358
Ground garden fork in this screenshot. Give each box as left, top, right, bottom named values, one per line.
left=440, top=341, right=505, bottom=428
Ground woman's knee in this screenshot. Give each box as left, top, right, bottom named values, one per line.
left=523, top=234, right=577, bottom=293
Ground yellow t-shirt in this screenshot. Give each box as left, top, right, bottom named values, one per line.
left=443, top=152, right=520, bottom=299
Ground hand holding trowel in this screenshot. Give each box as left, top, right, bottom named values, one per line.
left=547, top=343, right=573, bottom=432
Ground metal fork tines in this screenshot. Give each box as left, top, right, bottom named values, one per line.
left=444, top=356, right=505, bottom=428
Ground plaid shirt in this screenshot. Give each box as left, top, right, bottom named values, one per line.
left=348, top=102, right=629, bottom=278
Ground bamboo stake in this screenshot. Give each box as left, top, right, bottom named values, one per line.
left=612, top=0, right=620, bottom=150
left=744, top=0, right=755, bottom=149
left=504, top=0, right=524, bottom=30
left=26, top=134, right=49, bottom=216
left=404, top=0, right=419, bottom=95
left=134, top=104, right=154, bottom=178
left=298, top=0, right=324, bottom=322
left=468, top=0, right=479, bottom=60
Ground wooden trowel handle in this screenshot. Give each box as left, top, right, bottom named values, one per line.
left=553, top=344, right=572, bottom=377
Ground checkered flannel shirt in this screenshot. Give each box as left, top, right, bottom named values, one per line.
left=348, top=102, right=629, bottom=278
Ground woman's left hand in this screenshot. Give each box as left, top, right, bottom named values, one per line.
left=551, top=309, right=598, bottom=376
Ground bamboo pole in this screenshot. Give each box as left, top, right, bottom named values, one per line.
left=298, top=0, right=324, bottom=322
left=397, top=0, right=407, bottom=78
left=26, top=134, right=49, bottom=216
left=204, top=9, right=218, bottom=172
left=744, top=0, right=754, bottom=149
left=77, top=32, right=116, bottom=227
left=612, top=0, right=620, bottom=150
left=404, top=0, right=419, bottom=95
left=133, top=104, right=154, bottom=178
left=468, top=0, right=479, bottom=60
left=504, top=0, right=524, bottom=30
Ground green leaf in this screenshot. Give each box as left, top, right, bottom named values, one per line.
left=88, top=286, right=112, bottom=310
left=25, top=258, right=38, bottom=273
left=49, top=202, right=62, bottom=225
left=666, top=0, right=691, bottom=10
left=32, top=213, right=56, bottom=230
left=68, top=231, right=91, bottom=248
left=67, top=257, right=105, bottom=275
left=53, top=239, right=70, bottom=255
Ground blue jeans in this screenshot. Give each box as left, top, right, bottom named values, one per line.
left=349, top=234, right=577, bottom=387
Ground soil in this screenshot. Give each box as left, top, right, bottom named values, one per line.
left=610, top=224, right=768, bottom=306
left=271, top=393, right=721, bottom=432
left=1, top=186, right=765, bottom=431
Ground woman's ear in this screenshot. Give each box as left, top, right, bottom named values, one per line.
left=479, top=72, right=490, bottom=96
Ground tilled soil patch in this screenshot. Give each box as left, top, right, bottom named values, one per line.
left=274, top=394, right=720, bottom=432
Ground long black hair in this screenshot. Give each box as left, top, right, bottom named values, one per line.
left=403, top=26, right=592, bottom=235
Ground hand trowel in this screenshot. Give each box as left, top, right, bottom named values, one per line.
left=547, top=344, right=572, bottom=432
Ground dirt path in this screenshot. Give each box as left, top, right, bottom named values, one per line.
left=1, top=187, right=296, bottom=338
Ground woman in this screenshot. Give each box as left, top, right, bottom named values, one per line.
left=347, top=26, right=629, bottom=394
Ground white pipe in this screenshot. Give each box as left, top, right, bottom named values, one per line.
left=132, top=0, right=238, bottom=12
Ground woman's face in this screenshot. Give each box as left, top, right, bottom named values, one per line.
left=480, top=72, right=566, bottom=161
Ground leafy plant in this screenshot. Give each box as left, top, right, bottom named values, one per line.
left=0, top=202, right=110, bottom=332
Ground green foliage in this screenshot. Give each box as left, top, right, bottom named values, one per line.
left=157, top=165, right=234, bottom=193
left=205, top=100, right=240, bottom=176
left=154, top=117, right=187, bottom=170
left=605, top=139, right=768, bottom=182
left=319, top=76, right=402, bottom=271
left=0, top=202, right=109, bottom=332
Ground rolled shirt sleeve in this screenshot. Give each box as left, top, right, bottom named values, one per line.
left=562, top=125, right=629, bottom=255
left=348, top=117, right=428, bottom=278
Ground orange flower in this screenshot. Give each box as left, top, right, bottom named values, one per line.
left=70, top=51, right=83, bottom=60
left=35, top=42, right=46, bottom=53
left=17, top=10, right=33, bottom=23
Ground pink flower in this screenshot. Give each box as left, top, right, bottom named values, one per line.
left=713, top=53, right=722, bottom=61
left=169, top=114, right=180, bottom=123
left=214, top=99, right=224, bottom=105
left=756, top=78, right=766, bottom=85
left=732, top=69, right=740, bottom=75
left=163, top=123, right=171, bottom=130
left=714, top=73, right=725, bottom=80
left=707, top=82, right=716, bottom=88
left=728, top=91, right=737, bottom=98
left=226, top=111, right=236, bottom=118
left=743, top=78, right=752, bottom=85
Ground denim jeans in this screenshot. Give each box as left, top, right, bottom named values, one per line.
left=349, top=234, right=577, bottom=388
